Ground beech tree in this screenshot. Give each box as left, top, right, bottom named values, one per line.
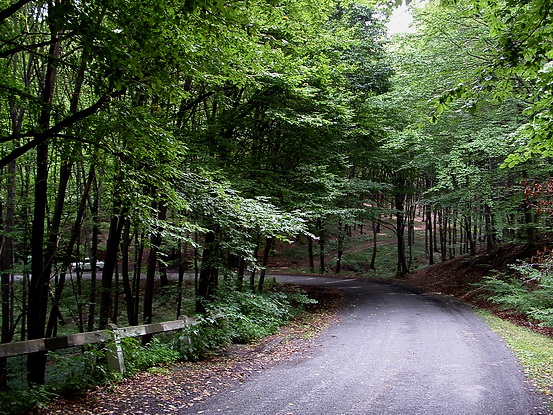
left=442, top=0, right=553, bottom=165
left=378, top=1, right=553, bottom=273
left=0, top=0, right=360, bottom=385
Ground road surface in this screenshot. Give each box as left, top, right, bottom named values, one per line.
left=181, top=274, right=551, bottom=415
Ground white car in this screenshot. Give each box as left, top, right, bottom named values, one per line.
left=70, top=258, right=104, bottom=272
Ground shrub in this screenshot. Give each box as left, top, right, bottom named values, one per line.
left=121, top=337, right=181, bottom=375
left=178, top=315, right=234, bottom=361
left=47, top=347, right=113, bottom=395
left=0, top=385, right=57, bottom=415
left=179, top=282, right=316, bottom=359
left=481, top=253, right=553, bottom=327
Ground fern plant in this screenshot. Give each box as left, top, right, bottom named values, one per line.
left=482, top=252, right=553, bottom=327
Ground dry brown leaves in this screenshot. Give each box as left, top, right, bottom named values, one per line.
left=45, top=286, right=344, bottom=415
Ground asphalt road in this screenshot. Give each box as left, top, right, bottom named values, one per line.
left=180, top=274, right=551, bottom=415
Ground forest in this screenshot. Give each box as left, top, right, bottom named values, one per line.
left=1, top=0, right=553, bottom=409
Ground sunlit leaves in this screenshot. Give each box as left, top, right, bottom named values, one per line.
left=379, top=1, right=553, bottom=244
left=439, top=0, right=553, bottom=163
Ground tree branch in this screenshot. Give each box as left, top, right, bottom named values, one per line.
left=0, top=0, right=33, bottom=23
left=0, top=89, right=126, bottom=169
left=0, top=38, right=60, bottom=59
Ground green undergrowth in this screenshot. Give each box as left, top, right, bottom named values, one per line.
left=480, top=261, right=553, bottom=328
left=180, top=280, right=316, bottom=360
left=0, top=281, right=316, bottom=415
left=477, top=310, right=553, bottom=398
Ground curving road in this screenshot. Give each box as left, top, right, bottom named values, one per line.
left=181, top=275, right=551, bottom=415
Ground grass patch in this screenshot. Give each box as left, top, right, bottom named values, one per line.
left=477, top=310, right=553, bottom=398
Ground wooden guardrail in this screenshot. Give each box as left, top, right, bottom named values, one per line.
left=0, top=317, right=199, bottom=374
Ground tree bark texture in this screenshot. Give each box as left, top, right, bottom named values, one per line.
left=196, top=229, right=218, bottom=313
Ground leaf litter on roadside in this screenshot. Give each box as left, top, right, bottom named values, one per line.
left=46, top=285, right=344, bottom=415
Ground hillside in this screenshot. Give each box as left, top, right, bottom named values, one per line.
left=269, top=234, right=553, bottom=338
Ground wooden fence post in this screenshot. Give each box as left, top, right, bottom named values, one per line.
left=105, top=324, right=125, bottom=374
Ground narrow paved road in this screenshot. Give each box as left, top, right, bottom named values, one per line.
left=182, top=275, right=551, bottom=415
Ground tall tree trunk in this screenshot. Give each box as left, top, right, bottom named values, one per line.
left=196, top=229, right=218, bottom=313
left=460, top=217, right=466, bottom=255
left=407, top=204, right=415, bottom=270
left=176, top=240, right=186, bottom=318
left=433, top=211, right=438, bottom=258
left=236, top=256, right=245, bottom=291
left=143, top=200, right=167, bottom=325
left=112, top=261, right=120, bottom=325
left=158, top=258, right=169, bottom=287
left=442, top=210, right=449, bottom=262
left=317, top=219, right=325, bottom=273
left=76, top=268, right=84, bottom=332
left=424, top=206, right=429, bottom=254
left=484, top=204, right=497, bottom=252
left=438, top=210, right=443, bottom=259
left=395, top=182, right=409, bottom=277
left=369, top=220, right=378, bottom=270
left=27, top=18, right=63, bottom=383
left=257, top=236, right=273, bottom=292
left=87, top=174, right=101, bottom=331
left=143, top=235, right=159, bottom=325
left=0, top=169, right=14, bottom=391
left=1, top=47, right=28, bottom=385
left=249, top=238, right=260, bottom=293
left=0, top=223, right=12, bottom=391
left=464, top=216, right=476, bottom=256
left=396, top=213, right=408, bottom=275
left=121, top=219, right=137, bottom=326
left=335, top=223, right=344, bottom=274
left=307, top=235, right=315, bottom=272
left=46, top=166, right=94, bottom=337
left=407, top=204, right=415, bottom=247
left=450, top=213, right=457, bottom=260
left=1, top=96, right=21, bottom=390
left=133, top=229, right=145, bottom=324
left=27, top=142, right=50, bottom=386
left=426, top=206, right=434, bottom=265
left=157, top=202, right=169, bottom=287
left=41, top=159, right=72, bottom=332
left=99, top=213, right=125, bottom=328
